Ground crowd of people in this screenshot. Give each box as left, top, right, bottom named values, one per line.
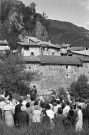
left=0, top=89, right=87, bottom=133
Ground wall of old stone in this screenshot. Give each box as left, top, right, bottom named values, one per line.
left=25, top=63, right=89, bottom=95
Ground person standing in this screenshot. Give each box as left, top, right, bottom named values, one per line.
left=30, top=85, right=37, bottom=101
left=4, top=100, right=14, bottom=127
left=75, top=106, right=83, bottom=132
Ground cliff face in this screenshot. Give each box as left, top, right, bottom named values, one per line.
left=8, top=6, right=24, bottom=32
left=35, top=21, right=48, bottom=41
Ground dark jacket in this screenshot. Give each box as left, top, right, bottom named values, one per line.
left=17, top=111, right=29, bottom=127
left=14, top=103, right=22, bottom=125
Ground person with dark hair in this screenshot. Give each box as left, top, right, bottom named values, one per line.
left=21, top=102, right=33, bottom=121
left=63, top=101, right=70, bottom=117
left=17, top=111, right=29, bottom=127
left=42, top=110, right=50, bottom=125
left=14, top=98, right=23, bottom=126
left=4, top=90, right=12, bottom=101
left=32, top=105, right=42, bottom=123
left=26, top=102, right=30, bottom=108
left=54, top=107, right=64, bottom=128
left=46, top=104, right=54, bottom=122
left=30, top=85, right=37, bottom=101
left=67, top=106, right=75, bottom=127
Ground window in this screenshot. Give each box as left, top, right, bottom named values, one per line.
left=44, top=47, right=48, bottom=51
left=57, top=49, right=60, bottom=52
left=24, top=46, right=29, bottom=50
left=52, top=52, right=55, bottom=55
left=31, top=52, right=34, bottom=55
left=77, top=65, right=80, bottom=68
left=66, top=65, right=68, bottom=69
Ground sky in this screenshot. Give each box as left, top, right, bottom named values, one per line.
left=20, top=0, right=89, bottom=29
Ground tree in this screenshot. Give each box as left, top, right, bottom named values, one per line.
left=70, top=74, right=89, bottom=100
left=0, top=52, right=35, bottom=95
left=57, top=87, right=68, bottom=101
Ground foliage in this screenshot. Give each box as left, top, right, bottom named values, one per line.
left=57, top=87, right=68, bottom=100
left=0, top=52, right=35, bottom=95
left=0, top=118, right=88, bottom=135
left=70, top=74, right=89, bottom=100
left=0, top=0, right=50, bottom=49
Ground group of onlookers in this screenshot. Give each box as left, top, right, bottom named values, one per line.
left=0, top=90, right=87, bottom=133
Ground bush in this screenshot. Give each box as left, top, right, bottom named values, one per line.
left=70, top=74, right=89, bottom=101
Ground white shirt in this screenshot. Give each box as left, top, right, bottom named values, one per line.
left=63, top=105, right=70, bottom=117
left=46, top=109, right=54, bottom=119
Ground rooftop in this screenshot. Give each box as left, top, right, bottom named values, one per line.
left=72, top=50, right=89, bottom=56
left=38, top=55, right=82, bottom=65
left=59, top=44, right=70, bottom=48
left=0, top=40, right=8, bottom=45
left=22, top=55, right=82, bottom=66
left=18, top=41, right=60, bottom=49
left=69, top=47, right=85, bottom=51
left=22, top=56, right=40, bottom=63
left=25, top=36, right=41, bottom=43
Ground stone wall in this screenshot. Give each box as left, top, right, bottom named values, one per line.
left=25, top=63, right=89, bottom=95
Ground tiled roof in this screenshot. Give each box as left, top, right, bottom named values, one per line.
left=67, top=50, right=89, bottom=62
left=25, top=36, right=41, bottom=43
left=38, top=55, right=82, bottom=65
left=22, top=56, right=40, bottom=63
left=0, top=40, right=8, bottom=45
left=17, top=41, right=60, bottom=48
left=39, top=41, right=60, bottom=48
left=17, top=42, right=40, bottom=46
left=78, top=55, right=89, bottom=62
left=22, top=55, right=82, bottom=65
left=69, top=47, right=85, bottom=51
left=72, top=50, right=89, bottom=56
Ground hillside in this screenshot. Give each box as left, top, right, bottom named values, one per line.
left=48, top=19, right=89, bottom=47
left=0, top=0, right=89, bottom=48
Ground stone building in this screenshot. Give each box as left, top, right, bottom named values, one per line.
left=18, top=36, right=89, bottom=95
left=23, top=55, right=86, bottom=95
left=18, top=36, right=61, bottom=56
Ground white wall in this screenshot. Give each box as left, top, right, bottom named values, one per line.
left=43, top=48, right=61, bottom=56
left=21, top=47, right=41, bottom=56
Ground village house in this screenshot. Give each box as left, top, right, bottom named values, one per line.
left=23, top=55, right=84, bottom=95
left=0, top=40, right=10, bottom=54
left=17, top=36, right=61, bottom=56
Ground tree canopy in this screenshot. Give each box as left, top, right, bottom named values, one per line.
left=70, top=74, right=89, bottom=101
left=0, top=51, right=36, bottom=95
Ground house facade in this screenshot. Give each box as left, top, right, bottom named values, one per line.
left=0, top=40, right=10, bottom=53
left=23, top=55, right=86, bottom=95
left=18, top=36, right=61, bottom=56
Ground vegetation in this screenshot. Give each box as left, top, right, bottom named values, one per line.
left=0, top=51, right=36, bottom=95
left=0, top=0, right=49, bottom=49
left=48, top=19, right=89, bottom=46
left=70, top=74, right=89, bottom=101
left=0, top=119, right=88, bottom=135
